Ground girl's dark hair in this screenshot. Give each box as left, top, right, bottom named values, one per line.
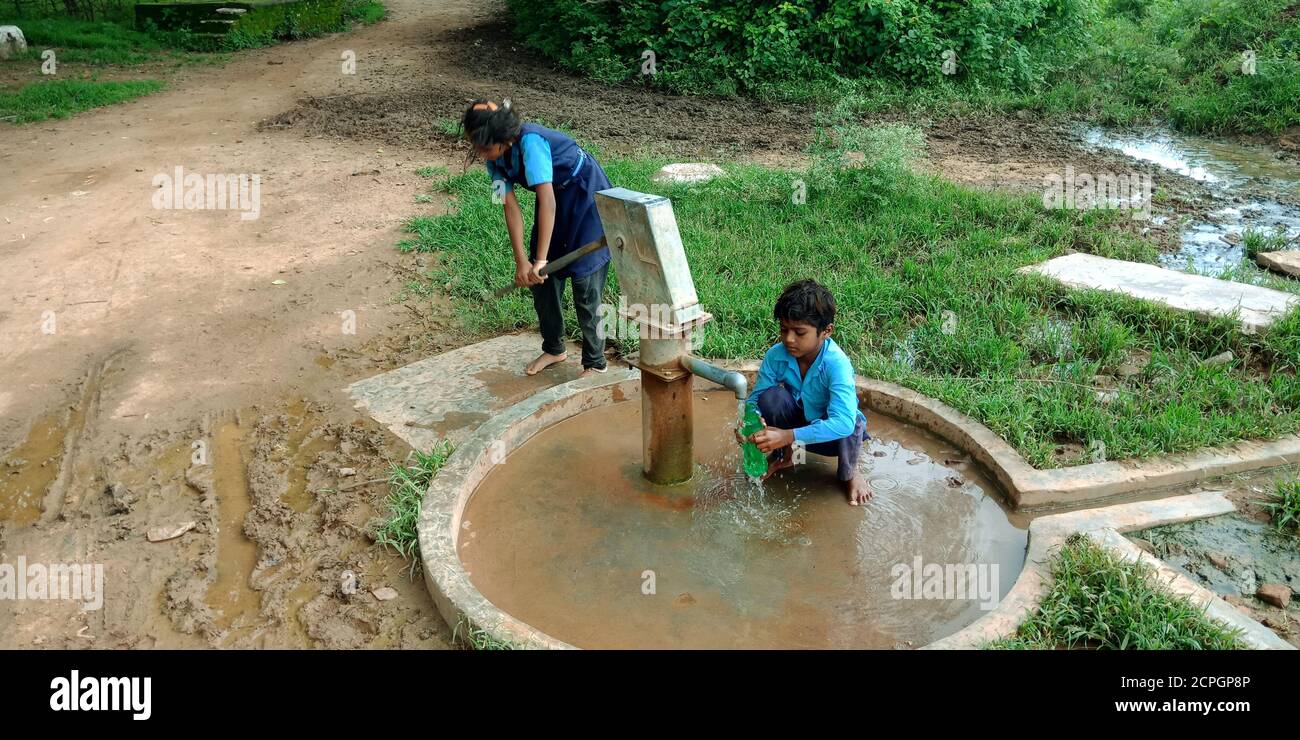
left=774, top=279, right=836, bottom=332
left=459, top=98, right=522, bottom=149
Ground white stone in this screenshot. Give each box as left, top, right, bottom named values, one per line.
left=0, top=26, right=27, bottom=61
left=651, top=163, right=724, bottom=185
left=147, top=521, right=196, bottom=542
left=1019, top=253, right=1298, bottom=333
left=1256, top=250, right=1300, bottom=279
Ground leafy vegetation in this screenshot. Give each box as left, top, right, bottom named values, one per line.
left=373, top=441, right=455, bottom=575
left=505, top=0, right=1300, bottom=134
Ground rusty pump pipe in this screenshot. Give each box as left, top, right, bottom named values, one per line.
left=680, top=355, right=747, bottom=402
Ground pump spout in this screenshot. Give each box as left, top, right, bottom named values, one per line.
left=680, top=355, right=747, bottom=402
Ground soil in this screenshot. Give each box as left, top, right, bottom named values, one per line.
left=0, top=0, right=471, bottom=649
left=2, top=0, right=1297, bottom=649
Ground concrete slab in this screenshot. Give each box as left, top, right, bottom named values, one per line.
left=651, top=163, right=724, bottom=185
left=346, top=333, right=585, bottom=451
left=1019, top=253, right=1298, bottom=333
left=392, top=337, right=1294, bottom=648
left=1256, top=250, right=1300, bottom=279
left=926, top=492, right=1296, bottom=650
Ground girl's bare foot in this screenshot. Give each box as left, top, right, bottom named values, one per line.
left=525, top=351, right=567, bottom=376
left=845, top=472, right=873, bottom=506
left=579, top=365, right=608, bottom=378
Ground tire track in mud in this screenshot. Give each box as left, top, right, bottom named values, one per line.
left=155, top=402, right=450, bottom=648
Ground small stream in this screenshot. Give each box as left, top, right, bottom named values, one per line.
left=1078, top=126, right=1300, bottom=273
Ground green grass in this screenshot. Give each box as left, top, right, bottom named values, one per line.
left=0, top=78, right=163, bottom=122
left=0, top=16, right=166, bottom=64
left=1243, top=228, right=1298, bottom=261
left=399, top=125, right=1300, bottom=469
left=343, top=0, right=386, bottom=25
left=453, top=618, right=517, bottom=650
left=1260, top=477, right=1300, bottom=534
left=373, top=441, right=454, bottom=575
left=988, top=533, right=1246, bottom=649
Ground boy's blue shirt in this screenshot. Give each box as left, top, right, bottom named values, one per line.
left=747, top=337, right=867, bottom=445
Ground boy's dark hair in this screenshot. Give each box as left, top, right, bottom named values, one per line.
left=459, top=98, right=522, bottom=151
left=774, top=279, right=836, bottom=332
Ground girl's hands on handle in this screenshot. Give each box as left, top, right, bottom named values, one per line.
left=512, top=259, right=548, bottom=288
left=528, top=259, right=548, bottom=285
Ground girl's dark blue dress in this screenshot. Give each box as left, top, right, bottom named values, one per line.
left=485, top=122, right=611, bottom=279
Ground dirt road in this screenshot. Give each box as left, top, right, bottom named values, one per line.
left=2, top=0, right=1293, bottom=649
left=0, top=0, right=495, bottom=649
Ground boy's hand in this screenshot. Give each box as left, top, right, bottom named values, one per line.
left=750, top=426, right=795, bottom=454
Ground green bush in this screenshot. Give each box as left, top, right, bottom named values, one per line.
left=506, top=0, right=1298, bottom=134
left=1046, top=0, right=1300, bottom=133
left=504, top=0, right=1093, bottom=96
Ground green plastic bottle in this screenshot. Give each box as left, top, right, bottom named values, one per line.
left=740, top=402, right=768, bottom=479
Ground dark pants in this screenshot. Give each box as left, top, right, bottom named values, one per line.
left=531, top=261, right=608, bottom=370
left=756, top=383, right=868, bottom=482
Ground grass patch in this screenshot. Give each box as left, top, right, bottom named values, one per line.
left=453, top=618, right=517, bottom=650
left=988, top=533, right=1246, bottom=649
left=1243, top=228, right=1298, bottom=261
left=415, top=165, right=448, bottom=179
left=373, top=441, right=454, bottom=575
left=1260, top=477, right=1300, bottom=535
left=399, top=124, right=1300, bottom=468
left=0, top=78, right=163, bottom=122
left=0, top=16, right=166, bottom=64
left=343, top=0, right=386, bottom=26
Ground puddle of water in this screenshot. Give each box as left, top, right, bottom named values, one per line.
left=0, top=413, right=67, bottom=526
left=205, top=420, right=262, bottom=637
left=283, top=433, right=334, bottom=514
left=1081, top=126, right=1300, bottom=192
left=1080, top=126, right=1300, bottom=273
left=473, top=367, right=582, bottom=407
left=460, top=393, right=1027, bottom=648
left=273, top=401, right=337, bottom=514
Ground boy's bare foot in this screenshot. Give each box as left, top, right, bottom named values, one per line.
left=524, top=351, right=567, bottom=376
left=761, top=448, right=795, bottom=481
left=579, top=365, right=608, bottom=378
left=845, top=472, right=873, bottom=506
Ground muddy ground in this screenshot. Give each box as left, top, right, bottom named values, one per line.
left=2, top=0, right=1298, bottom=649
left=1130, top=470, right=1300, bottom=649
